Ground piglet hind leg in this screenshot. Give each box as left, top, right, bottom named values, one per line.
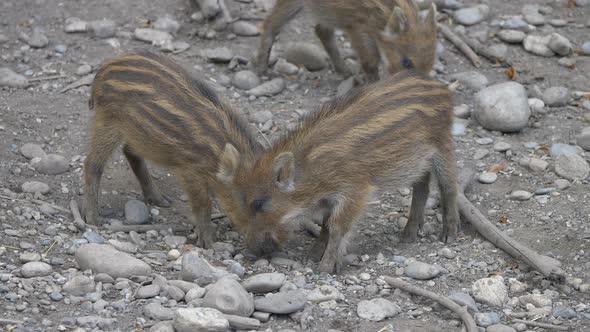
left=400, top=172, right=430, bottom=243
left=432, top=152, right=460, bottom=243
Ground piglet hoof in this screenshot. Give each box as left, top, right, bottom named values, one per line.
left=307, top=239, right=327, bottom=262
left=80, top=201, right=99, bottom=226
left=318, top=256, right=337, bottom=274
left=399, top=230, right=419, bottom=243
left=196, top=228, right=215, bottom=249
left=440, top=228, right=458, bottom=244
left=146, top=192, right=172, bottom=208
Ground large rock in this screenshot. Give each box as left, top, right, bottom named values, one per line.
left=555, top=152, right=590, bottom=181
left=453, top=5, right=490, bottom=25
left=180, top=251, right=228, bottom=285
left=241, top=273, right=285, bottom=293
left=75, top=243, right=152, bottom=278
left=254, top=290, right=307, bottom=314
left=201, top=278, right=254, bottom=317
left=471, top=276, right=507, bottom=307
left=173, top=308, right=229, bottom=332
left=0, top=68, right=29, bottom=88
left=34, top=154, right=69, bottom=175
left=284, top=43, right=328, bottom=71
left=473, top=82, right=530, bottom=132
left=357, top=298, right=401, bottom=322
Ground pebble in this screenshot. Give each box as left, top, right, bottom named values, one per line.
left=224, top=314, right=261, bottom=330
left=474, top=82, right=530, bottom=132
left=284, top=42, right=328, bottom=71
left=487, top=324, right=516, bottom=332
left=509, top=190, right=533, bottom=201
left=27, top=29, right=49, bottom=48
left=356, top=298, right=400, bottom=322
left=185, top=287, right=207, bottom=302
left=181, top=251, right=227, bottom=285
left=34, top=154, right=69, bottom=175
left=49, top=292, right=64, bottom=301
left=450, top=71, right=489, bottom=91
left=548, top=33, right=572, bottom=56
left=472, top=276, right=507, bottom=307
left=77, top=64, right=92, bottom=76
left=19, top=252, right=41, bottom=262
left=558, top=57, right=576, bottom=68
left=438, top=247, right=456, bottom=259
left=497, top=30, right=526, bottom=43
left=454, top=5, right=490, bottom=25
left=501, top=18, right=530, bottom=31
left=21, top=261, right=53, bottom=278
left=404, top=261, right=441, bottom=280
left=473, top=149, right=489, bottom=160
left=254, top=290, right=307, bottom=314
left=474, top=312, right=500, bottom=327
left=577, top=127, right=590, bottom=151
left=150, top=321, right=175, bottom=332
left=63, top=275, right=95, bottom=296
left=543, top=86, right=570, bottom=107
left=307, top=285, right=344, bottom=303
left=202, top=277, right=254, bottom=317
left=137, top=284, right=161, bottom=299
left=83, top=230, right=105, bottom=244
left=452, top=119, right=467, bottom=136
left=134, top=28, right=173, bottom=46
left=154, top=15, right=181, bottom=34
left=522, top=5, right=545, bottom=26
left=20, top=143, right=46, bottom=159
left=0, top=68, right=29, bottom=88
left=552, top=306, right=577, bottom=319
left=487, top=44, right=508, bottom=59
left=523, top=35, right=554, bottom=57
left=232, top=70, right=260, bottom=90
left=549, top=19, right=567, bottom=27
left=453, top=104, right=471, bottom=119
left=125, top=199, right=150, bottom=225
left=274, top=58, right=299, bottom=75
left=518, top=293, right=552, bottom=307
left=174, top=308, right=229, bottom=332
left=582, top=41, right=590, bottom=55
left=555, top=152, right=590, bottom=180
left=22, top=181, right=50, bottom=194
left=95, top=273, right=115, bottom=284
left=493, top=142, right=512, bottom=152
left=478, top=172, right=498, bottom=184
left=144, top=303, right=175, bottom=321
left=64, top=17, right=87, bottom=32
left=448, top=292, right=478, bottom=313
left=88, top=19, right=116, bottom=38
left=242, top=273, right=285, bottom=293
left=75, top=243, right=152, bottom=278
left=232, top=21, right=259, bottom=36
left=528, top=98, right=545, bottom=113
left=247, top=78, right=285, bottom=96
left=336, top=76, right=355, bottom=97
left=205, top=47, right=234, bottom=63
left=550, top=143, right=577, bottom=157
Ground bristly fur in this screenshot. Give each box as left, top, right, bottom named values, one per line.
left=255, top=0, right=437, bottom=82
left=83, top=52, right=262, bottom=249
left=221, top=70, right=460, bottom=273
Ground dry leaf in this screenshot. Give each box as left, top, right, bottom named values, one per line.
left=488, top=164, right=507, bottom=174
left=498, top=215, right=510, bottom=224
left=582, top=94, right=590, bottom=100
left=505, top=67, right=517, bottom=80
left=567, top=0, right=577, bottom=7
left=508, top=262, right=519, bottom=270
left=135, top=322, right=143, bottom=331
left=536, top=144, right=550, bottom=155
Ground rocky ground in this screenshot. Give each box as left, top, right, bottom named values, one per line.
left=1, top=0, right=590, bottom=331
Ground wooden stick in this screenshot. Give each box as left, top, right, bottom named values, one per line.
left=0, top=195, right=72, bottom=215
left=457, top=168, right=565, bottom=283
left=383, top=277, right=478, bottom=332
left=69, top=200, right=87, bottom=230
left=58, top=73, right=95, bottom=93
left=105, top=212, right=225, bottom=233
left=512, top=319, right=570, bottom=331
left=437, top=23, right=481, bottom=67
left=29, top=75, right=67, bottom=82
left=458, top=31, right=511, bottom=66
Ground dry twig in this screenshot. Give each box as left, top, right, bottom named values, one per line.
left=437, top=23, right=481, bottom=67
left=511, top=319, right=570, bottom=331
left=0, top=195, right=71, bottom=215
left=383, top=277, right=478, bottom=332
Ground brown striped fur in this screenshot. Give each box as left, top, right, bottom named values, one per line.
left=255, top=0, right=437, bottom=82
left=83, top=52, right=262, bottom=248
left=218, top=71, right=459, bottom=273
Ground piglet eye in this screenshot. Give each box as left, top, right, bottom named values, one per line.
left=402, top=57, right=413, bottom=69
left=250, top=198, right=267, bottom=213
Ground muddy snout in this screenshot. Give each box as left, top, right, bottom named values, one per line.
left=243, top=232, right=281, bottom=260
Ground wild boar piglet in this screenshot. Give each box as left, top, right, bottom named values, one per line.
left=256, top=0, right=438, bottom=82
left=83, top=52, right=262, bottom=248
left=218, top=70, right=459, bottom=273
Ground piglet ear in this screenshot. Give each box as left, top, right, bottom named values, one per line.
left=272, top=152, right=295, bottom=193
left=382, top=6, right=408, bottom=40
left=216, top=143, right=240, bottom=183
